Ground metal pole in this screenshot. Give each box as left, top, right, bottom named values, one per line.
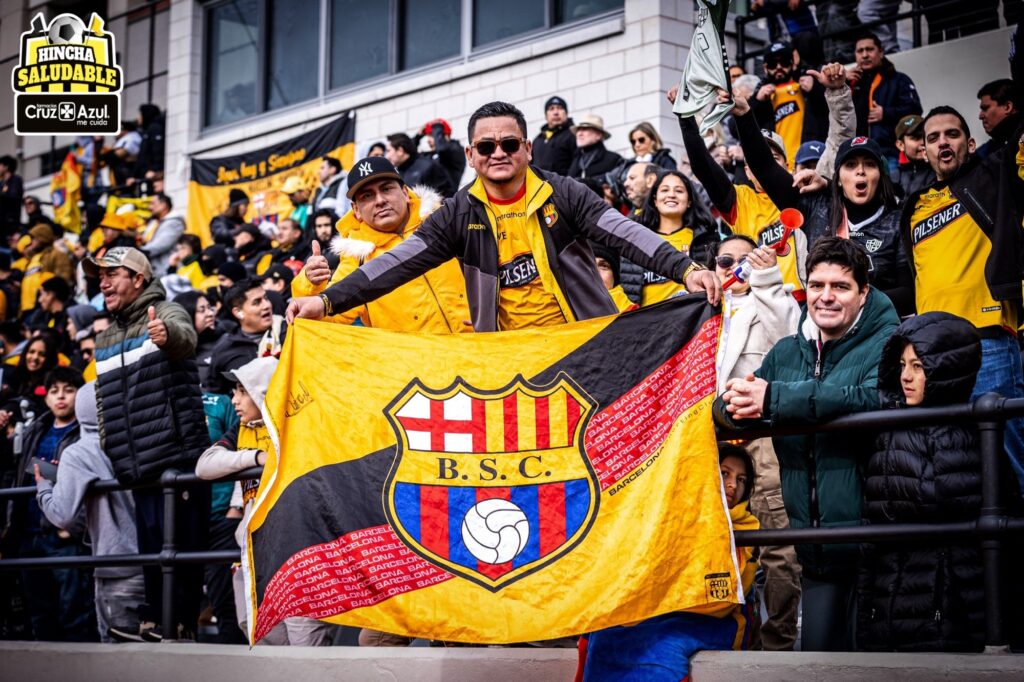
left=735, top=17, right=747, bottom=73
left=161, top=469, right=179, bottom=641
left=911, top=0, right=923, bottom=48
left=147, top=4, right=156, bottom=103
left=974, top=393, right=1007, bottom=652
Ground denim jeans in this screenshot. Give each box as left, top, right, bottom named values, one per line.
left=95, top=574, right=146, bottom=643
left=20, top=532, right=96, bottom=641
left=970, top=332, right=1024, bottom=490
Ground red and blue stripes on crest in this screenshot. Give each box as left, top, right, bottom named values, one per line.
left=393, top=479, right=591, bottom=581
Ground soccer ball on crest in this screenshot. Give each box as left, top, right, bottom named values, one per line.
left=48, top=14, right=86, bottom=45
left=461, top=498, right=529, bottom=565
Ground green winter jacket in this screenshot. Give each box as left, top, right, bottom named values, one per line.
left=715, top=288, right=900, bottom=579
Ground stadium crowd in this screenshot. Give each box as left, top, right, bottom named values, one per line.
left=0, top=8, right=1023, bottom=676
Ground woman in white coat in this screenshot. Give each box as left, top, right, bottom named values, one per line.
left=713, top=234, right=803, bottom=651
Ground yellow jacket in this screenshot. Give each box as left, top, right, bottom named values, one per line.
left=291, top=187, right=470, bottom=333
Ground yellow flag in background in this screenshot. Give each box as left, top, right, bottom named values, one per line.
left=246, top=295, right=740, bottom=644
left=49, top=150, right=81, bottom=234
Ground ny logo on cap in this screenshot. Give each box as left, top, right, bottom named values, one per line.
left=358, top=161, right=373, bottom=177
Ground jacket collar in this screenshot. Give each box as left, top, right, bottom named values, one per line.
left=332, top=186, right=440, bottom=253
left=467, top=167, right=553, bottom=216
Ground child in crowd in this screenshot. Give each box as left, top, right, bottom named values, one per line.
left=34, top=382, right=145, bottom=643
left=577, top=443, right=759, bottom=681
left=195, top=355, right=331, bottom=646
left=858, top=312, right=990, bottom=651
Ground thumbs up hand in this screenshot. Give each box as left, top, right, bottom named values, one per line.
left=305, top=240, right=332, bottom=286
left=147, top=305, right=168, bottom=347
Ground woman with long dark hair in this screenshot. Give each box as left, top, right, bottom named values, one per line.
left=175, top=290, right=224, bottom=391
left=729, top=79, right=913, bottom=316
left=629, top=170, right=717, bottom=306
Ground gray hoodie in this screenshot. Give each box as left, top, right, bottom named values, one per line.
left=36, top=382, right=141, bottom=578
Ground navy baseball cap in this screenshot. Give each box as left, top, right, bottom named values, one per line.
left=545, top=96, right=568, bottom=112
left=346, top=156, right=404, bottom=199
left=835, top=136, right=887, bottom=173
left=795, top=140, right=825, bottom=165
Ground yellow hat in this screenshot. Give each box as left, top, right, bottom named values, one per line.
left=99, top=213, right=141, bottom=231
left=17, top=234, right=31, bottom=252
left=280, top=176, right=305, bottom=194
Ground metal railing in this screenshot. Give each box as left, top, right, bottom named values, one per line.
left=1, top=395, right=1023, bottom=649
left=735, top=0, right=963, bottom=72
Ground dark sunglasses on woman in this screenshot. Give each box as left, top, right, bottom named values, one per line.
left=715, top=255, right=747, bottom=269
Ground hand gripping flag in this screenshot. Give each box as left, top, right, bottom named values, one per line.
left=673, top=0, right=734, bottom=135
left=244, top=295, right=741, bottom=643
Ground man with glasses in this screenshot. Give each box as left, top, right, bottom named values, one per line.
left=288, top=101, right=721, bottom=331
left=750, top=41, right=829, bottom=170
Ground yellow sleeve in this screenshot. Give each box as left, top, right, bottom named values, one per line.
left=1017, top=139, right=1024, bottom=182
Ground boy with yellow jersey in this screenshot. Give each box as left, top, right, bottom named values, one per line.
left=900, top=104, right=1024, bottom=489
left=289, top=102, right=721, bottom=329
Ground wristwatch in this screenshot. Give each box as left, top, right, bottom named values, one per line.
left=682, top=260, right=706, bottom=283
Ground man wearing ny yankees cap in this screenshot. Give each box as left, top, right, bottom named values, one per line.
left=290, top=155, right=470, bottom=333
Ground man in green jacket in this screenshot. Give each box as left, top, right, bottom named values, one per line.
left=715, top=237, right=899, bottom=652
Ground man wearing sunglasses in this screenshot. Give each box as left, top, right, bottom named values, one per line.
left=750, top=41, right=829, bottom=170
left=288, top=101, right=721, bottom=331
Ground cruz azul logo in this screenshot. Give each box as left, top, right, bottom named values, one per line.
left=12, top=13, right=122, bottom=135
left=384, top=375, right=599, bottom=591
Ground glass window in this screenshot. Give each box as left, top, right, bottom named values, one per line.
left=267, top=0, right=321, bottom=110
left=330, top=0, right=391, bottom=89
left=205, top=0, right=259, bottom=127
left=473, top=0, right=545, bottom=47
left=555, top=0, right=623, bottom=24
left=400, top=0, right=462, bottom=70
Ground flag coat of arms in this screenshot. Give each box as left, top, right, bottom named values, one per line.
left=245, top=295, right=740, bottom=643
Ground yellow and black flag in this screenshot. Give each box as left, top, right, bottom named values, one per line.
left=245, top=296, right=741, bottom=643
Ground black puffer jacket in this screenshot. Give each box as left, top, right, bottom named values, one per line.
left=857, top=312, right=984, bottom=652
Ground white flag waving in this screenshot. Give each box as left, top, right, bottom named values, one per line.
left=673, top=0, right=733, bottom=135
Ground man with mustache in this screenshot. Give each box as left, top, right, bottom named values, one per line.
left=715, top=237, right=899, bottom=652
left=899, top=100, right=1024, bottom=491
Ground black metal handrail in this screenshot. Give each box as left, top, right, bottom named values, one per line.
left=734, top=0, right=947, bottom=71
left=1, top=397, right=1021, bottom=648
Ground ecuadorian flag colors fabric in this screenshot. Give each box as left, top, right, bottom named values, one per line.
left=245, top=295, right=740, bottom=643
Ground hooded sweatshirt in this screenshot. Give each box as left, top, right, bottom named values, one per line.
left=35, top=382, right=142, bottom=579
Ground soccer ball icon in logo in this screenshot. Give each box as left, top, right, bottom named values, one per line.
left=461, top=499, right=530, bottom=564
left=48, top=14, right=86, bottom=45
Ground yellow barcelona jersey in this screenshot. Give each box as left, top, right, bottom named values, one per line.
left=771, top=81, right=805, bottom=170
left=910, top=184, right=1016, bottom=332
left=641, top=228, right=693, bottom=307
left=723, top=185, right=805, bottom=299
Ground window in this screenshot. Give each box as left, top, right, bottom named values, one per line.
left=267, top=0, right=321, bottom=109
left=203, top=0, right=623, bottom=128
left=205, top=0, right=259, bottom=127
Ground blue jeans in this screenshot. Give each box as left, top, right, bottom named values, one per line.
left=970, top=333, right=1024, bottom=490
left=20, top=532, right=97, bottom=641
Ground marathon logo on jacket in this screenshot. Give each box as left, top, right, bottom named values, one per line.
left=911, top=199, right=964, bottom=245
left=499, top=253, right=541, bottom=288
left=12, top=12, right=121, bottom=134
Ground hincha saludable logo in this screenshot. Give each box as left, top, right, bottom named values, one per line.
left=12, top=13, right=122, bottom=135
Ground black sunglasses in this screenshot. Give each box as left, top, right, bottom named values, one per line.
left=631, top=135, right=648, bottom=145
left=765, top=57, right=791, bottom=68
left=715, top=255, right=746, bottom=269
left=473, top=138, right=524, bottom=156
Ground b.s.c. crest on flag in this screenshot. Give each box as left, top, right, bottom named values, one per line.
left=385, top=376, right=598, bottom=590
left=246, top=295, right=740, bottom=644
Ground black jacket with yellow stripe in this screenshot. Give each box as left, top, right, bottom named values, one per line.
left=321, top=166, right=697, bottom=331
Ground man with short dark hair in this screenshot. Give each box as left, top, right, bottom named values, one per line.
left=623, top=162, right=657, bottom=211
left=312, top=156, right=349, bottom=214
left=27, top=276, right=71, bottom=343
left=385, top=133, right=453, bottom=196
left=84, top=246, right=209, bottom=641
left=531, top=96, right=576, bottom=176
left=141, top=193, right=186, bottom=278
left=901, top=104, right=1024, bottom=489
left=716, top=237, right=900, bottom=651
left=289, top=101, right=720, bottom=329
left=848, top=32, right=922, bottom=165
left=976, top=79, right=1021, bottom=158
left=208, top=278, right=283, bottom=394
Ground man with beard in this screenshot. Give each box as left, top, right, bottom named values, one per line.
left=750, top=41, right=829, bottom=169
left=900, top=103, right=1024, bottom=491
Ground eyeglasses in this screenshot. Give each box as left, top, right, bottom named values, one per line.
left=715, top=255, right=746, bottom=269
left=631, top=136, right=648, bottom=145
left=473, top=138, right=525, bottom=156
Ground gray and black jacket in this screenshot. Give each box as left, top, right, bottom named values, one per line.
left=321, top=167, right=697, bottom=331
